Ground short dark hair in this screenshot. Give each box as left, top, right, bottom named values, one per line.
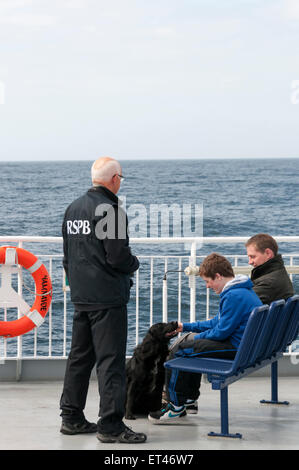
left=245, top=233, right=278, bottom=256
left=199, top=253, right=234, bottom=279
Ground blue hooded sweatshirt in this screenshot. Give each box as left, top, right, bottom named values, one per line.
left=182, top=275, right=263, bottom=349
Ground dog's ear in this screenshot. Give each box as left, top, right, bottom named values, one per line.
left=148, top=323, right=164, bottom=339
left=140, top=338, right=159, bottom=358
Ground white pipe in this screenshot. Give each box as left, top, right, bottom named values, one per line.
left=162, top=258, right=168, bottom=322
left=189, top=241, right=197, bottom=322
left=1, top=235, right=299, bottom=244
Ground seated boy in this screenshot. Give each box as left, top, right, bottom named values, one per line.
left=148, top=253, right=263, bottom=424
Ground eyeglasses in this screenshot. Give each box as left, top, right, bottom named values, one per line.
left=114, top=174, right=125, bottom=181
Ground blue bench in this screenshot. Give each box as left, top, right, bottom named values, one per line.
left=164, top=294, right=299, bottom=438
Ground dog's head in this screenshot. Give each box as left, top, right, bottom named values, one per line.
left=148, top=321, right=178, bottom=342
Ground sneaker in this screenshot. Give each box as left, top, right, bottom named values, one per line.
left=148, top=402, right=187, bottom=424
left=185, top=399, right=198, bottom=414
left=97, top=425, right=147, bottom=444
left=60, top=419, right=98, bottom=435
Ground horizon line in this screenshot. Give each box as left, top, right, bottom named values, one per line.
left=0, top=156, right=299, bottom=163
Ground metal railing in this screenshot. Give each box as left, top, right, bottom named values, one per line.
left=0, top=235, right=299, bottom=360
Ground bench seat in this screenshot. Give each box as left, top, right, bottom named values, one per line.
left=164, top=295, right=299, bottom=438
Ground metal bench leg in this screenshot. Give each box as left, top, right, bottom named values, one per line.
left=208, top=386, right=242, bottom=439
left=260, top=361, right=289, bottom=405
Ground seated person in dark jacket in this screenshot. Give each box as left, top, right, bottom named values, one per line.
left=245, top=233, right=294, bottom=305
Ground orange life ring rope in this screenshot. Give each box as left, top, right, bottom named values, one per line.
left=0, top=246, right=52, bottom=338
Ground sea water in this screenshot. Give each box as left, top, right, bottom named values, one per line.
left=0, top=158, right=298, bottom=355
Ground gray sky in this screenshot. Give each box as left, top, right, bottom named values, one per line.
left=0, top=0, right=299, bottom=161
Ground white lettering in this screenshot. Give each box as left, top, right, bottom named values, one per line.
left=82, top=220, right=91, bottom=234
left=73, top=220, right=79, bottom=234
left=104, top=454, right=139, bottom=467
left=66, top=220, right=73, bottom=234
left=77, top=220, right=83, bottom=232
left=66, top=220, right=91, bottom=235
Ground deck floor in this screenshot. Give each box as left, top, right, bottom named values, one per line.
left=1, top=376, right=299, bottom=451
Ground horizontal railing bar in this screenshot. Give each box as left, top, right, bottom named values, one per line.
left=30, top=254, right=299, bottom=260
left=1, top=236, right=299, bottom=244
left=1, top=352, right=297, bottom=359
left=0, top=236, right=63, bottom=243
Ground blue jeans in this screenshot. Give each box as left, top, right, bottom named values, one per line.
left=166, top=333, right=236, bottom=406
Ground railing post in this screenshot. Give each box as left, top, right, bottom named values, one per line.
left=162, top=258, right=168, bottom=322
left=189, top=241, right=197, bottom=322
left=135, top=267, right=140, bottom=345
left=150, top=257, right=154, bottom=326
left=16, top=240, right=23, bottom=380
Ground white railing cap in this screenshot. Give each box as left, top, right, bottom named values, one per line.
left=0, top=235, right=299, bottom=244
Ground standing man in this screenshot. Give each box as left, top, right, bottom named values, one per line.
left=60, top=156, right=146, bottom=444
left=245, top=233, right=294, bottom=305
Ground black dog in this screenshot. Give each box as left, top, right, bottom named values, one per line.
left=125, top=321, right=178, bottom=420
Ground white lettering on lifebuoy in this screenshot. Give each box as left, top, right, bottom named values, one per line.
left=66, top=220, right=91, bottom=235
left=40, top=275, right=49, bottom=312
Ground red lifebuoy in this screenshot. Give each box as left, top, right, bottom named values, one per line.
left=0, top=246, right=52, bottom=338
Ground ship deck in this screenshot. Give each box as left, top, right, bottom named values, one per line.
left=1, top=375, right=299, bottom=452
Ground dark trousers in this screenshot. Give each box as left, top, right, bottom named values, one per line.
left=166, top=333, right=236, bottom=406
left=60, top=306, right=127, bottom=434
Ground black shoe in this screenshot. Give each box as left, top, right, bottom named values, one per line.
left=60, top=419, right=98, bottom=435
left=97, top=425, right=147, bottom=444
left=185, top=399, right=198, bottom=414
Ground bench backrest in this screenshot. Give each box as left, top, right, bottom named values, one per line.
left=263, top=299, right=286, bottom=359
left=279, top=295, right=299, bottom=351
left=230, top=304, right=270, bottom=374
left=231, top=296, right=299, bottom=375
left=247, top=300, right=284, bottom=364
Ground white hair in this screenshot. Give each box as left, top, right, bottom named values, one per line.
left=91, top=159, right=121, bottom=184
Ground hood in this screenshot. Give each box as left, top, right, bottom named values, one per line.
left=221, top=274, right=253, bottom=293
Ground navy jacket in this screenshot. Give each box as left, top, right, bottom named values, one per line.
left=62, top=185, right=139, bottom=307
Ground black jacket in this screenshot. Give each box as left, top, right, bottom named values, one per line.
left=62, top=186, right=139, bottom=307
left=250, top=254, right=294, bottom=305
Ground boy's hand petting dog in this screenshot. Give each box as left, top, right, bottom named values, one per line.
left=164, top=321, right=180, bottom=337
left=165, top=322, right=183, bottom=337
